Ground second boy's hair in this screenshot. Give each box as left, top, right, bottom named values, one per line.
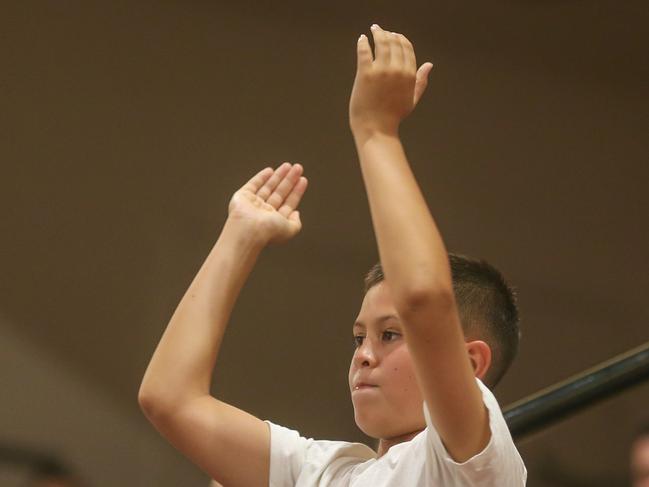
left=364, top=253, right=520, bottom=389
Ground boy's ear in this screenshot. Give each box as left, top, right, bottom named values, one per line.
left=465, top=340, right=492, bottom=381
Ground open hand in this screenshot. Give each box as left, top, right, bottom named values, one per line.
left=349, top=24, right=433, bottom=137
left=228, top=163, right=308, bottom=245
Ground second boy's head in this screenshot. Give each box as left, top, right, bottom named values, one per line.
left=348, top=253, right=520, bottom=440
left=631, top=424, right=649, bottom=487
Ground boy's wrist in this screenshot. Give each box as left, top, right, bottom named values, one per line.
left=351, top=124, right=401, bottom=148
left=221, top=216, right=270, bottom=251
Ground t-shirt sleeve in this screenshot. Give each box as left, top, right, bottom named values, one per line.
left=263, top=420, right=377, bottom=487
left=264, top=420, right=311, bottom=487
left=423, top=379, right=527, bottom=486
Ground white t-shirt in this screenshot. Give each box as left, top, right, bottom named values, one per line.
left=265, top=379, right=526, bottom=486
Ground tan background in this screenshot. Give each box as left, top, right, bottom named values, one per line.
left=1, top=1, right=648, bottom=486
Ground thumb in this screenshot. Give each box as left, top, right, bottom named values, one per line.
left=356, top=34, right=373, bottom=72
left=289, top=210, right=302, bottom=227
left=413, top=62, right=433, bottom=107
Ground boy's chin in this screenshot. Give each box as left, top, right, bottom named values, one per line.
left=353, top=410, right=390, bottom=439
left=355, top=422, right=383, bottom=440
left=354, top=406, right=425, bottom=441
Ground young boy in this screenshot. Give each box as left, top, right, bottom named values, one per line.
left=139, top=25, right=526, bottom=486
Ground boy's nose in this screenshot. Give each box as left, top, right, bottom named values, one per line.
left=356, top=342, right=378, bottom=367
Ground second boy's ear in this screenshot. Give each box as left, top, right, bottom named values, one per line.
left=465, top=340, right=492, bottom=381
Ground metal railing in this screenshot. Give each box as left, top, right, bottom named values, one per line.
left=504, top=341, right=649, bottom=441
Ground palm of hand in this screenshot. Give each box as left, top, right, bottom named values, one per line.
left=228, top=163, right=308, bottom=245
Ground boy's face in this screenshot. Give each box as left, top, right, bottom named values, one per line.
left=348, top=281, right=426, bottom=440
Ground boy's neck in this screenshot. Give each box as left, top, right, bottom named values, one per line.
left=376, top=429, right=423, bottom=457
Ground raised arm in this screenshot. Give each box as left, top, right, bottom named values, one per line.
left=349, top=25, right=490, bottom=462
left=138, top=163, right=307, bottom=487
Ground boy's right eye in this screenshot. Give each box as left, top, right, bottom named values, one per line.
left=353, top=336, right=365, bottom=348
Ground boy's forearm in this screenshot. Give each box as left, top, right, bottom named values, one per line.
left=139, top=218, right=265, bottom=411
left=353, top=130, right=453, bottom=305
left=350, top=28, right=490, bottom=462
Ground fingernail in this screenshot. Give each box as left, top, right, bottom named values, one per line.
left=371, top=24, right=379, bottom=30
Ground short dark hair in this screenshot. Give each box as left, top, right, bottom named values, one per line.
left=363, top=253, right=520, bottom=388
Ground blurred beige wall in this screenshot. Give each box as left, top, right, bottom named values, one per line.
left=0, top=315, right=207, bottom=487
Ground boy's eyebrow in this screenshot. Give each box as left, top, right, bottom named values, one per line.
left=353, top=314, right=399, bottom=330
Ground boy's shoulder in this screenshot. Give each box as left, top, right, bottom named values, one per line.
left=423, top=379, right=526, bottom=479
left=264, top=419, right=375, bottom=485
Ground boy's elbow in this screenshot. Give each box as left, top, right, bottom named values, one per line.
left=138, top=383, right=177, bottom=424
left=138, top=385, right=163, bottom=420
left=138, top=381, right=208, bottom=428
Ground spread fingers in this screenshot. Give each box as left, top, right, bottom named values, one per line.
left=278, top=176, right=308, bottom=218
left=267, top=164, right=304, bottom=209
left=257, top=162, right=291, bottom=200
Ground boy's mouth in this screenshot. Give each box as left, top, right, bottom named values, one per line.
left=353, top=382, right=379, bottom=391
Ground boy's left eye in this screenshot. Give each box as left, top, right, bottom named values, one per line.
left=382, top=331, right=399, bottom=342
